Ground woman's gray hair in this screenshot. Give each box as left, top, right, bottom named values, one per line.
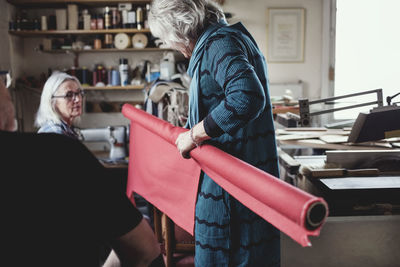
left=34, top=71, right=82, bottom=128
left=149, top=0, right=225, bottom=48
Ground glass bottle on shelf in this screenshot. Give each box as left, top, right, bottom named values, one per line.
left=15, top=13, right=21, bottom=31
left=82, top=9, right=91, bottom=30
left=20, top=10, right=29, bottom=30
left=144, top=4, right=150, bottom=29
left=127, top=9, right=136, bottom=29
left=90, top=14, right=97, bottom=30
left=104, top=6, right=111, bottom=29
left=119, top=58, right=129, bottom=86
left=121, top=9, right=128, bottom=28
left=111, top=8, right=121, bottom=29
left=33, top=18, right=40, bottom=31
left=78, top=11, right=83, bottom=30
left=104, top=34, right=113, bottom=48
left=136, top=7, right=143, bottom=30
left=97, top=14, right=104, bottom=30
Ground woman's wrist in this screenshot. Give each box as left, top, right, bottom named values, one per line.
left=190, top=127, right=202, bottom=147
left=190, top=121, right=210, bottom=146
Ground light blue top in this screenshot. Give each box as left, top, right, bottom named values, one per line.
left=38, top=120, right=80, bottom=140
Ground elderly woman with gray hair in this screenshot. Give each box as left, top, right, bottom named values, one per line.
left=149, top=0, right=280, bottom=266
left=35, top=71, right=84, bottom=139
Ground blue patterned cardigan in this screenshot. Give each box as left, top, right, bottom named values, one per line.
left=187, top=20, right=279, bottom=177
left=187, top=21, right=281, bottom=266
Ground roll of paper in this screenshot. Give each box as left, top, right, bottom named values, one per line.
left=114, top=33, right=131, bottom=49
left=122, top=104, right=329, bottom=247
left=131, top=33, right=148, bottom=49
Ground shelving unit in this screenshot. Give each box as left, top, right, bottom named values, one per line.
left=7, top=0, right=168, bottom=59
left=41, top=47, right=171, bottom=54
left=8, top=0, right=164, bottom=130
left=7, top=0, right=163, bottom=78
left=9, top=28, right=151, bottom=36
left=83, top=85, right=144, bottom=90
left=7, top=0, right=150, bottom=7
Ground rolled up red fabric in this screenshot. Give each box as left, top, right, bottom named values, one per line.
left=122, top=104, right=328, bottom=247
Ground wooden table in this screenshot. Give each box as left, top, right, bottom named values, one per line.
left=276, top=127, right=400, bottom=150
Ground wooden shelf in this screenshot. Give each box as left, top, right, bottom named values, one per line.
left=83, top=85, right=145, bottom=90
left=7, top=0, right=150, bottom=7
left=9, top=29, right=150, bottom=36
left=16, top=84, right=145, bottom=91
left=41, top=48, right=171, bottom=54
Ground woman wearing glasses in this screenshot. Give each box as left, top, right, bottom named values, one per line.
left=35, top=71, right=84, bottom=139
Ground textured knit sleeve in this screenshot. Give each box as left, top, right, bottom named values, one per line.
left=203, top=34, right=266, bottom=136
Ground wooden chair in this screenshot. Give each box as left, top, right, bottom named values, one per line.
left=153, top=207, right=195, bottom=267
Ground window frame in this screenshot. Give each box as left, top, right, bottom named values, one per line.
left=319, top=0, right=337, bottom=126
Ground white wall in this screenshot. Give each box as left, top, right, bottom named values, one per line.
left=223, top=0, right=324, bottom=98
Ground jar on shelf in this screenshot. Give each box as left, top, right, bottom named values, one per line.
left=94, top=35, right=102, bottom=49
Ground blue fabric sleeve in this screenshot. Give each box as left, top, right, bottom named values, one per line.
left=204, top=113, right=224, bottom=137
left=205, top=35, right=266, bottom=136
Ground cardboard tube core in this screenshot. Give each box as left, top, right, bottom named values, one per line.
left=306, top=202, right=328, bottom=230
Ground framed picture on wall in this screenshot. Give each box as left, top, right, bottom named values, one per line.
left=267, top=8, right=305, bottom=63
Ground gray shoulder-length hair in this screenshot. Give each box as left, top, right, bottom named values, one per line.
left=34, top=71, right=82, bottom=128
left=149, top=0, right=225, bottom=48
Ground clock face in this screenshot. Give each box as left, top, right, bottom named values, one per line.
left=115, top=33, right=131, bottom=49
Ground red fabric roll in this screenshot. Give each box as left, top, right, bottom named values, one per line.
left=122, top=104, right=328, bottom=247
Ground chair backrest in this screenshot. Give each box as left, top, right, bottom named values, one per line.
left=153, top=207, right=195, bottom=267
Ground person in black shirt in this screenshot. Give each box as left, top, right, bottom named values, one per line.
left=0, top=73, right=165, bottom=266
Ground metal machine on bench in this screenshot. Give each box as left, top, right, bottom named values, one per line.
left=280, top=88, right=400, bottom=143
left=277, top=88, right=400, bottom=213
left=80, top=125, right=129, bottom=163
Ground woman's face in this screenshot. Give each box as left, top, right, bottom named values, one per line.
left=53, top=80, right=83, bottom=125
left=175, top=41, right=195, bottom=58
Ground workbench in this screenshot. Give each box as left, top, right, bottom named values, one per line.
left=278, top=150, right=400, bottom=267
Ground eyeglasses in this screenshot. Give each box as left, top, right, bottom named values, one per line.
left=52, top=90, right=85, bottom=101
